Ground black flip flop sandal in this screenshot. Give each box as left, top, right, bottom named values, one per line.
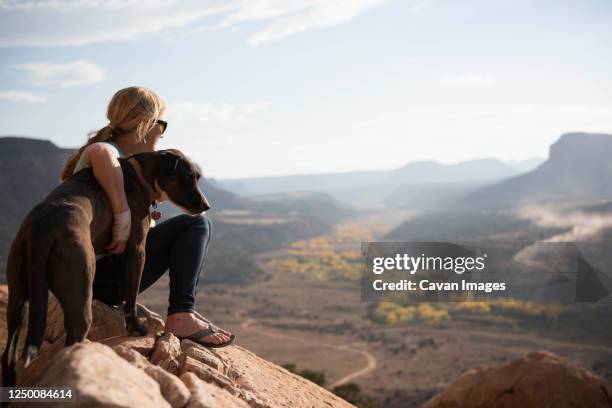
left=193, top=312, right=235, bottom=338
left=177, top=322, right=236, bottom=348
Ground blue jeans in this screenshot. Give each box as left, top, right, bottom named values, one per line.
left=92, top=213, right=213, bottom=315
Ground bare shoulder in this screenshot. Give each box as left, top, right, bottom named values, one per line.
left=84, top=142, right=120, bottom=161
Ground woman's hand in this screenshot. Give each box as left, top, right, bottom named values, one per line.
left=106, top=208, right=131, bottom=253
left=84, top=142, right=131, bottom=253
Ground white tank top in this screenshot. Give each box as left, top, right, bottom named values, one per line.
left=73, top=140, right=124, bottom=174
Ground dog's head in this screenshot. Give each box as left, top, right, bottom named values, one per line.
left=153, top=149, right=210, bottom=214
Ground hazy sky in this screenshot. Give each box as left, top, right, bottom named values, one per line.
left=1, top=0, right=611, bottom=179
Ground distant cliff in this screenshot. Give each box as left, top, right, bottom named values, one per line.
left=0, top=137, right=72, bottom=224
left=460, top=132, right=612, bottom=209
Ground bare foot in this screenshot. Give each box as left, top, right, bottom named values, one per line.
left=165, top=312, right=232, bottom=345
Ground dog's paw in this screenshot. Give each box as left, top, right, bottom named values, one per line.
left=125, top=318, right=148, bottom=336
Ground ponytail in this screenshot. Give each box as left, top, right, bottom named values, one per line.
left=60, top=125, right=115, bottom=181
left=61, top=86, right=166, bottom=181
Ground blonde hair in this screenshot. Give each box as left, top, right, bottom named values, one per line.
left=61, top=86, right=166, bottom=180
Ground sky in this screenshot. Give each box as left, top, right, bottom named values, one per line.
left=0, top=0, right=611, bottom=179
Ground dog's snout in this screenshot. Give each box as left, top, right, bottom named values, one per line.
left=200, top=195, right=211, bottom=212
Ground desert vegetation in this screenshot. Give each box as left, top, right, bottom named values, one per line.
left=264, top=223, right=371, bottom=281
left=371, top=299, right=565, bottom=326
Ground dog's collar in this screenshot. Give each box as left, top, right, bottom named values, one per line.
left=127, top=157, right=163, bottom=205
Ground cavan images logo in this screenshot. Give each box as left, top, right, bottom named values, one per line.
left=361, top=241, right=612, bottom=302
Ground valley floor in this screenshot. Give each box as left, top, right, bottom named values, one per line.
left=139, top=259, right=612, bottom=407
left=139, top=208, right=612, bottom=407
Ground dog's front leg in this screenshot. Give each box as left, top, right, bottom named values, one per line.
left=123, top=244, right=148, bottom=336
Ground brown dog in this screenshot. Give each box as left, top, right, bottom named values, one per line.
left=1, top=149, right=210, bottom=387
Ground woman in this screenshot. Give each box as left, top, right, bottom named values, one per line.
left=60, top=86, right=234, bottom=347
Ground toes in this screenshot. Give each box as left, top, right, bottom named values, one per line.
left=208, top=324, right=231, bottom=340
left=213, top=333, right=226, bottom=344
left=202, top=332, right=227, bottom=344
left=193, top=313, right=232, bottom=338
left=196, top=331, right=232, bottom=345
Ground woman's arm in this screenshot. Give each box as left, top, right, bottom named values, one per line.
left=84, top=142, right=131, bottom=253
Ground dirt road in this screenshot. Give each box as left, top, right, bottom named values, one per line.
left=240, top=316, right=377, bottom=389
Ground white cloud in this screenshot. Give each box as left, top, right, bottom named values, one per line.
left=0, top=91, right=46, bottom=103
left=218, top=0, right=323, bottom=26
left=439, top=75, right=494, bottom=87
left=14, top=60, right=105, bottom=87
left=242, top=0, right=391, bottom=46
left=0, top=0, right=172, bottom=11
left=167, top=100, right=271, bottom=124
left=0, top=2, right=235, bottom=47
left=0, top=0, right=395, bottom=47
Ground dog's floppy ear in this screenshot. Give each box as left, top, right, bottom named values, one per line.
left=157, top=150, right=181, bottom=177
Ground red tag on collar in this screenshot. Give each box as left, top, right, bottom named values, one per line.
left=151, top=210, right=162, bottom=220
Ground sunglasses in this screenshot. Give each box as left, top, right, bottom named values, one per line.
left=156, top=119, right=168, bottom=134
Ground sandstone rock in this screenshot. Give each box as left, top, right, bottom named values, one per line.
left=179, top=354, right=239, bottom=395
left=43, top=296, right=125, bottom=343
left=137, top=303, right=166, bottom=336
left=238, top=389, right=271, bottom=408
left=44, top=296, right=165, bottom=344
left=182, top=341, right=354, bottom=408
left=181, top=339, right=224, bottom=372
left=18, top=335, right=66, bottom=386
left=114, top=345, right=191, bottom=408
left=180, top=372, right=249, bottom=408
left=101, top=334, right=157, bottom=357
left=0, top=285, right=354, bottom=408
left=24, top=342, right=170, bottom=408
left=423, top=351, right=612, bottom=408
left=151, top=332, right=182, bottom=374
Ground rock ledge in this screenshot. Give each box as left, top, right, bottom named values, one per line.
left=0, top=288, right=353, bottom=408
